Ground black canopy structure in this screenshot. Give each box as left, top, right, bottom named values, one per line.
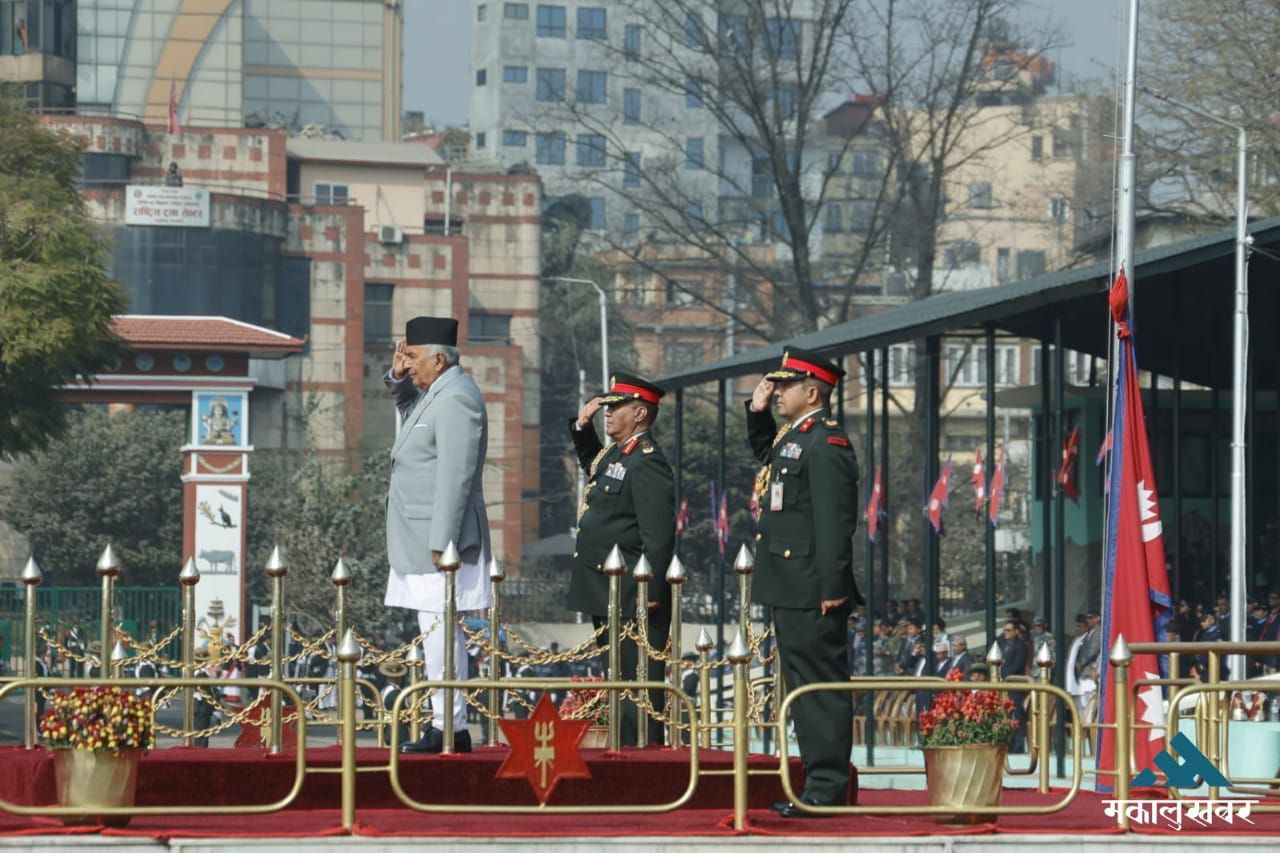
left=658, top=215, right=1280, bottom=392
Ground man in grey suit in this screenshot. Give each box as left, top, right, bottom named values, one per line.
left=384, top=316, right=492, bottom=753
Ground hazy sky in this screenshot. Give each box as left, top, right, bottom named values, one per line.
left=404, top=0, right=1128, bottom=129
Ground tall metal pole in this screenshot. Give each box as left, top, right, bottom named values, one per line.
left=265, top=546, right=287, bottom=754
left=547, top=276, right=609, bottom=394
left=180, top=557, right=201, bottom=748
left=1114, top=0, right=1140, bottom=303
left=715, top=378, right=727, bottom=744
left=984, top=328, right=997, bottom=645
left=21, top=558, right=42, bottom=749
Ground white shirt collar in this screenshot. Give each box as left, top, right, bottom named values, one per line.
left=792, top=408, right=825, bottom=430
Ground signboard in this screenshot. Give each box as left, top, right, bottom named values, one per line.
left=193, top=391, right=248, bottom=447
left=193, top=483, right=244, bottom=652
left=124, top=185, right=210, bottom=227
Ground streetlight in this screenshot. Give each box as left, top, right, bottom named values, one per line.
left=545, top=276, right=609, bottom=394
left=1140, top=86, right=1251, bottom=679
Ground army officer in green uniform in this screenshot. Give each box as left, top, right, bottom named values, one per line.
left=746, top=347, right=861, bottom=816
left=568, top=372, right=676, bottom=746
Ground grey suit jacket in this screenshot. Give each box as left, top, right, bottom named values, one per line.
left=385, top=365, right=490, bottom=574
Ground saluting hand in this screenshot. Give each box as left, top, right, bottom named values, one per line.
left=391, top=338, right=410, bottom=380
left=749, top=377, right=775, bottom=413
left=576, top=396, right=604, bottom=429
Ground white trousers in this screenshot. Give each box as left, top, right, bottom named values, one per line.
left=418, top=610, right=469, bottom=730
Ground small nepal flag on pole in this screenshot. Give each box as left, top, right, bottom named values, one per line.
left=865, top=464, right=885, bottom=542
left=168, top=78, right=180, bottom=135
left=988, top=447, right=1006, bottom=527
left=1057, top=425, right=1080, bottom=504
left=926, top=457, right=951, bottom=535
left=675, top=491, right=690, bottom=535
left=716, top=487, right=730, bottom=557
left=971, top=449, right=986, bottom=516
left=1096, top=268, right=1173, bottom=792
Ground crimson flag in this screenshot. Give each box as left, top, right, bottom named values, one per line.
left=1096, top=268, right=1173, bottom=791
left=1057, top=425, right=1080, bottom=503
left=168, top=78, right=180, bottom=135
left=1095, top=429, right=1113, bottom=466
left=971, top=449, right=986, bottom=515
left=988, top=447, right=1005, bottom=527
left=675, top=491, right=690, bottom=535
left=925, top=458, right=951, bottom=535
left=865, top=464, right=885, bottom=542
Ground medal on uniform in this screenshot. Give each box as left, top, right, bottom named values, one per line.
left=770, top=481, right=784, bottom=511
left=605, top=461, right=627, bottom=480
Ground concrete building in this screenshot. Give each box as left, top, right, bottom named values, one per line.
left=1, top=0, right=403, bottom=141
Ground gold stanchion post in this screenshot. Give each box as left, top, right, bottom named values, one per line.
left=21, top=557, right=42, bottom=749
left=331, top=557, right=352, bottom=745
left=1035, top=643, right=1053, bottom=793
left=406, top=642, right=424, bottom=744
left=439, top=540, right=461, bottom=754
left=666, top=555, right=687, bottom=749
left=180, top=557, right=200, bottom=747
left=265, top=546, right=287, bottom=755
left=633, top=553, right=652, bottom=748
left=1111, top=634, right=1133, bottom=830
left=337, top=629, right=360, bottom=830
left=96, top=544, right=121, bottom=680
left=603, top=544, right=626, bottom=752
left=696, top=627, right=714, bottom=749
left=727, top=630, right=752, bottom=831
left=488, top=556, right=504, bottom=745
left=733, top=545, right=754, bottom=643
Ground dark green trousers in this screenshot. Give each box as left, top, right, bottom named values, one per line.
left=773, top=603, right=854, bottom=804
left=592, top=614, right=671, bottom=746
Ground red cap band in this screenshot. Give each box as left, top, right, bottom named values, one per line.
left=782, top=357, right=839, bottom=386
left=611, top=382, right=662, bottom=404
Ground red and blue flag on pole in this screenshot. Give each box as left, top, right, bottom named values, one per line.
left=971, top=450, right=986, bottom=516
left=988, top=447, right=1005, bottom=527
left=675, top=491, right=690, bottom=535
left=926, top=457, right=951, bottom=535
left=865, top=464, right=885, bottom=542
left=716, top=487, right=729, bottom=557
left=1096, top=268, right=1173, bottom=791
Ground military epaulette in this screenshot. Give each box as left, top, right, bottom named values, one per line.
left=824, top=418, right=840, bottom=428
left=827, top=435, right=850, bottom=447
left=798, top=417, right=816, bottom=433
left=641, top=440, right=655, bottom=454
left=622, top=437, right=639, bottom=455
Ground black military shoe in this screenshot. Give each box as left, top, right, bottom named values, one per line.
left=400, top=728, right=472, bottom=754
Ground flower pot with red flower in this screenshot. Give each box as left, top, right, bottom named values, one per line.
left=917, top=668, right=1019, bottom=823
left=558, top=676, right=610, bottom=748
left=40, top=686, right=155, bottom=826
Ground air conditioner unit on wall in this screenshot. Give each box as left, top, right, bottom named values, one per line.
left=378, top=224, right=404, bottom=244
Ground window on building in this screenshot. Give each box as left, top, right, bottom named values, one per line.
left=475, top=131, right=486, bottom=148
left=825, top=203, right=843, bottom=233
left=1050, top=196, right=1069, bottom=222
left=684, top=12, right=704, bottom=47
left=535, top=132, right=566, bottom=164
left=478, top=4, right=487, bottom=21
left=945, top=344, right=984, bottom=386
left=996, top=247, right=1011, bottom=283
left=314, top=182, right=349, bottom=205
left=765, top=16, right=801, bottom=60
left=775, top=85, right=796, bottom=119
left=852, top=150, right=878, bottom=178
left=1016, top=249, right=1046, bottom=279
left=576, top=133, right=606, bottom=166
left=685, top=137, right=704, bottom=170
left=503, top=130, right=527, bottom=147
left=684, top=202, right=704, bottom=228
left=968, top=181, right=992, bottom=209
left=536, top=4, right=566, bottom=37
left=623, top=88, right=640, bottom=124
left=1030, top=135, right=1043, bottom=161
left=536, top=67, right=566, bottom=101
left=665, top=343, right=704, bottom=370
left=586, top=197, right=606, bottom=229
left=849, top=200, right=874, bottom=232
left=365, top=284, right=394, bottom=350
left=624, top=24, right=640, bottom=59
left=888, top=343, right=915, bottom=385
left=751, top=157, right=772, bottom=198
left=827, top=153, right=842, bottom=175
left=770, top=209, right=791, bottom=241
left=577, top=6, right=606, bottom=39
left=503, top=65, right=528, bottom=83
left=504, top=3, right=529, bottom=20
left=469, top=313, right=511, bottom=344
left=666, top=279, right=702, bottom=307
left=623, top=213, right=639, bottom=239
left=623, top=151, right=641, bottom=187
left=577, top=69, right=606, bottom=104
left=685, top=75, right=704, bottom=108
left=719, top=14, right=749, bottom=60
left=1052, top=131, right=1068, bottom=158
left=476, top=68, right=487, bottom=86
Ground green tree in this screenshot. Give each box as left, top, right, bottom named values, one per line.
left=2, top=408, right=185, bottom=586
left=0, top=97, right=126, bottom=458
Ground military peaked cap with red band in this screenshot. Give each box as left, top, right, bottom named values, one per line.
left=599, top=372, right=666, bottom=405
left=764, top=346, right=845, bottom=386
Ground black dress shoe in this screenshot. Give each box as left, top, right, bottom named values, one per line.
left=400, top=728, right=473, bottom=754
left=777, top=794, right=838, bottom=818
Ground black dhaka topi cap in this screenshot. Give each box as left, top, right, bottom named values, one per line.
left=405, top=316, right=458, bottom=347
left=599, top=372, right=665, bottom=405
